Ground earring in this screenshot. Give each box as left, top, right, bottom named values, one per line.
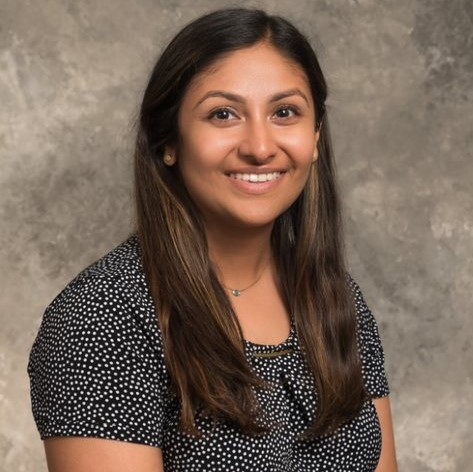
left=163, top=154, right=176, bottom=166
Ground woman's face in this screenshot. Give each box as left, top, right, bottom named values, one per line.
left=171, top=42, right=319, bottom=232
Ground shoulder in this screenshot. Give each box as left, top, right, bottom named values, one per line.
left=33, top=236, right=161, bottom=358
left=28, top=236, right=169, bottom=446
left=58, top=234, right=149, bottom=303
left=345, top=272, right=390, bottom=398
left=30, top=235, right=165, bottom=380
left=345, top=272, right=371, bottom=312
left=345, top=272, right=381, bottom=343
left=43, top=235, right=156, bottom=329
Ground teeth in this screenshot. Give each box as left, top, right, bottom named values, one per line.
left=229, top=172, right=282, bottom=183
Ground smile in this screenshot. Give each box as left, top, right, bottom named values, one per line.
left=228, top=172, right=283, bottom=183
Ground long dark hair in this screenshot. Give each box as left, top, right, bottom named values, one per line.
left=134, top=8, right=366, bottom=437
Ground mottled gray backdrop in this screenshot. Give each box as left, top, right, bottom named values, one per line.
left=1, top=0, right=472, bottom=470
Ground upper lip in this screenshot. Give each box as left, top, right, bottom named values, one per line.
left=225, top=167, right=287, bottom=174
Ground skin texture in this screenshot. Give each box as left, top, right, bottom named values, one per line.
left=374, top=397, right=399, bottom=471
left=44, top=438, right=164, bottom=472
left=43, top=42, right=397, bottom=471
left=171, top=42, right=319, bottom=239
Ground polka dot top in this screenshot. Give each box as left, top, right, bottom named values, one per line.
left=28, top=236, right=390, bottom=471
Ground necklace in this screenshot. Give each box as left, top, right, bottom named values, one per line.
left=221, top=264, right=268, bottom=297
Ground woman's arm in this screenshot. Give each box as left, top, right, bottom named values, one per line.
left=44, top=438, right=164, bottom=472
left=374, top=397, right=398, bottom=472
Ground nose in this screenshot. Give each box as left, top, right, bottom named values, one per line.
left=238, top=118, right=277, bottom=163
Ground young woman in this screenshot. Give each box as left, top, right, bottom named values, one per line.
left=29, top=8, right=397, bottom=471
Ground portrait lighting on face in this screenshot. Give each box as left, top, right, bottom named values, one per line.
left=172, top=42, right=320, bottom=235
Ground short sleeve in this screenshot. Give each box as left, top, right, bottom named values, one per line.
left=28, top=273, right=167, bottom=447
left=347, top=275, right=390, bottom=399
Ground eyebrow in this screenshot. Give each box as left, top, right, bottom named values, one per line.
left=193, top=88, right=310, bottom=109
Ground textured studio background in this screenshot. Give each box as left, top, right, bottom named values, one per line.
left=1, top=0, right=472, bottom=470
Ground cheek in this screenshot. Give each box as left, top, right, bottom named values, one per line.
left=277, top=126, right=317, bottom=160
left=179, top=129, right=235, bottom=170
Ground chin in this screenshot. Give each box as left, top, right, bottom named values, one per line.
left=202, top=203, right=291, bottom=232
left=229, top=212, right=282, bottom=230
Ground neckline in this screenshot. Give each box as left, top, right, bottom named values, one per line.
left=244, top=322, right=296, bottom=355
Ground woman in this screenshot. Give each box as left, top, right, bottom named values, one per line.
left=29, top=8, right=397, bottom=471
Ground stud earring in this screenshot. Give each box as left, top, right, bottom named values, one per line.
left=163, top=154, right=176, bottom=166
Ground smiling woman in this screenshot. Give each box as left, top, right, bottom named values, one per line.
left=28, top=8, right=397, bottom=472
left=174, top=43, right=318, bottom=232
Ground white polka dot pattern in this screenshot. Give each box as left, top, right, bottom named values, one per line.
left=28, top=236, right=390, bottom=471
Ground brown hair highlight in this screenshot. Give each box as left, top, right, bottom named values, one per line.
left=134, top=8, right=366, bottom=437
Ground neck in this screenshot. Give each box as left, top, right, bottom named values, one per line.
left=205, top=222, right=274, bottom=289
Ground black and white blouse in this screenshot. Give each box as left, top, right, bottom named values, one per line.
left=28, top=236, right=390, bottom=471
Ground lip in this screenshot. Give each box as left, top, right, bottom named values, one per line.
left=225, top=170, right=286, bottom=194
left=225, top=167, right=287, bottom=175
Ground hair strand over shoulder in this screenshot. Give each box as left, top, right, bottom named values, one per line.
left=134, top=7, right=367, bottom=438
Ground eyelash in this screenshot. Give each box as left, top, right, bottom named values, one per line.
left=273, top=105, right=300, bottom=119
left=208, top=107, right=238, bottom=121
left=208, top=105, right=301, bottom=122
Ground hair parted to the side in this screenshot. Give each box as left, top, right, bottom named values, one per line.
left=134, top=8, right=367, bottom=437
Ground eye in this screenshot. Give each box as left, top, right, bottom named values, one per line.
left=208, top=107, right=238, bottom=121
left=273, top=105, right=300, bottom=120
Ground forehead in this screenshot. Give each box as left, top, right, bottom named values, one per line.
left=184, top=42, right=312, bottom=102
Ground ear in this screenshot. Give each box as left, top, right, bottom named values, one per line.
left=312, top=130, right=321, bottom=163
left=163, top=145, right=177, bottom=166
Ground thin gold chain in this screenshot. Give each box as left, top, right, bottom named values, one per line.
left=221, top=262, right=269, bottom=297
